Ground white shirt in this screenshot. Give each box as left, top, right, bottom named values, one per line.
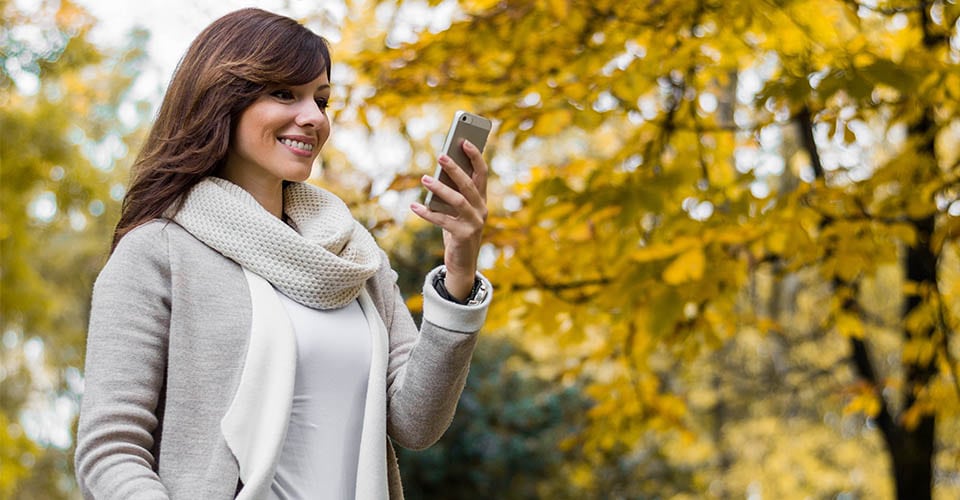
left=268, top=291, right=372, bottom=500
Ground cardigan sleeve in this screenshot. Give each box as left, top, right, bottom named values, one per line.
left=75, top=222, right=172, bottom=499
left=367, top=251, right=492, bottom=450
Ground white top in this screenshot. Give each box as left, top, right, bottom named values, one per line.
left=268, top=291, right=372, bottom=500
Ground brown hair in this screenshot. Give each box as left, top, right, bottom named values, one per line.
left=112, top=8, right=330, bottom=250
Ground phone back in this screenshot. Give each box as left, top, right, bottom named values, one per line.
left=443, top=114, right=491, bottom=177
left=426, top=111, right=492, bottom=214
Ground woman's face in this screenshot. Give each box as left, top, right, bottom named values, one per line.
left=224, top=71, right=331, bottom=186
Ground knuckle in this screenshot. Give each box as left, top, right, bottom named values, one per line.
left=453, top=197, right=470, bottom=210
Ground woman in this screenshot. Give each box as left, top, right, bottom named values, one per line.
left=75, top=8, right=492, bottom=500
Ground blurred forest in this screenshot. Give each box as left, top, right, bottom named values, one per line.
left=2, top=0, right=960, bottom=498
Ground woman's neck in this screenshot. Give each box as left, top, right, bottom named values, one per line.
left=218, top=169, right=284, bottom=219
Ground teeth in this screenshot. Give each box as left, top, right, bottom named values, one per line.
left=280, top=138, right=314, bottom=151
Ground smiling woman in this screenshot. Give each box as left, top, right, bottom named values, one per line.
left=74, top=7, right=494, bottom=500
left=221, top=75, right=332, bottom=218
left=108, top=7, right=332, bottom=246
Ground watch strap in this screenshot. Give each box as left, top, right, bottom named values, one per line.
left=433, top=269, right=485, bottom=305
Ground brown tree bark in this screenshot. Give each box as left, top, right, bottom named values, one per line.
left=797, top=97, right=939, bottom=500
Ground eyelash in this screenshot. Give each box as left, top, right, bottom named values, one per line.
left=269, top=90, right=329, bottom=111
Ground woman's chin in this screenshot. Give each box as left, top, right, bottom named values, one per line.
left=285, top=168, right=315, bottom=183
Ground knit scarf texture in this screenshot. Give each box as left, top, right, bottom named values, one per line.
left=171, top=177, right=381, bottom=309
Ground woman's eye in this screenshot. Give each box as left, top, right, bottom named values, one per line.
left=315, top=98, right=329, bottom=111
left=270, top=90, right=294, bottom=100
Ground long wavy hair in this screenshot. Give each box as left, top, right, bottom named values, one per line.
left=112, top=8, right=330, bottom=250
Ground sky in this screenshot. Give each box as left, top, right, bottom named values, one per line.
left=73, top=0, right=344, bottom=104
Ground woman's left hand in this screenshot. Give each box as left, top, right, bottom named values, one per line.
left=410, top=139, right=488, bottom=302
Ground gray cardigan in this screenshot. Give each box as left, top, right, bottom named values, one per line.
left=75, top=220, right=490, bottom=499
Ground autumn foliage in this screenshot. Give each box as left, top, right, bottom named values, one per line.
left=2, top=0, right=960, bottom=498
left=339, top=0, right=960, bottom=498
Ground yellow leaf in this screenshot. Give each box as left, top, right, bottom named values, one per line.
left=570, top=463, right=594, bottom=488
left=532, top=108, right=573, bottom=136
left=632, top=237, right=698, bottom=263
left=566, top=222, right=593, bottom=242
left=900, top=403, right=928, bottom=431
left=835, top=312, right=864, bottom=339
left=887, top=223, right=917, bottom=246
left=461, top=0, right=500, bottom=13
left=843, top=389, right=881, bottom=418
left=663, top=247, right=706, bottom=285
left=766, top=229, right=789, bottom=254
left=833, top=253, right=863, bottom=282
left=707, top=157, right=737, bottom=187
left=547, top=0, right=568, bottom=19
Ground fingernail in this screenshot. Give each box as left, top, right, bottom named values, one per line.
left=439, top=155, right=450, bottom=164
left=422, top=175, right=433, bottom=184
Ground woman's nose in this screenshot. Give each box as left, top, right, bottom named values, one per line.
left=296, top=100, right=327, bottom=129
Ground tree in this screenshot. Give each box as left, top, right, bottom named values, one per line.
left=337, top=0, right=960, bottom=497
left=0, top=0, right=150, bottom=496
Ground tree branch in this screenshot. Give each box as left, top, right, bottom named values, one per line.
left=850, top=336, right=898, bottom=440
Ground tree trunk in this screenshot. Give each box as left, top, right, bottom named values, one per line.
left=891, top=170, right=938, bottom=500
left=797, top=103, right=938, bottom=499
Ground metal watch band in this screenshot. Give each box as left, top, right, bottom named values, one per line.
left=433, top=269, right=485, bottom=306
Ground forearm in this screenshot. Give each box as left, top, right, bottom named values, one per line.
left=386, top=266, right=492, bottom=449
left=387, top=321, right=479, bottom=449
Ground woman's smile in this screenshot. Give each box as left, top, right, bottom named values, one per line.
left=278, top=135, right=316, bottom=156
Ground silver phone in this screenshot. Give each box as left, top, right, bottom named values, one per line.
left=424, top=111, right=492, bottom=215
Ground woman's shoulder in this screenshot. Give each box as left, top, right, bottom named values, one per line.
left=115, top=217, right=244, bottom=274
left=111, top=219, right=171, bottom=258
left=96, top=220, right=175, bottom=293
left=119, top=218, right=170, bottom=241
left=115, top=218, right=210, bottom=256
left=108, top=218, right=215, bottom=274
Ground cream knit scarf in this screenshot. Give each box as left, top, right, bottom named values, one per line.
left=171, top=177, right=381, bottom=309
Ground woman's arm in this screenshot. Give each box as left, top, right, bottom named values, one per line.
left=381, top=138, right=492, bottom=449
left=368, top=254, right=491, bottom=450
left=75, top=222, right=172, bottom=499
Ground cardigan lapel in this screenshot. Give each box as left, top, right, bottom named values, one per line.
left=221, top=269, right=297, bottom=500
left=356, top=288, right=390, bottom=500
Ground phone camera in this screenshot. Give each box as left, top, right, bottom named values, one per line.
left=461, top=116, right=467, bottom=121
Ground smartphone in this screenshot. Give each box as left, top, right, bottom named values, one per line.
left=424, top=111, right=492, bottom=215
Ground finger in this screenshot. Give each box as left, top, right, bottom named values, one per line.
left=420, top=174, right=476, bottom=220
left=437, top=154, right=483, bottom=208
left=410, top=202, right=478, bottom=235
left=462, top=140, right=488, bottom=202
left=410, top=201, right=451, bottom=227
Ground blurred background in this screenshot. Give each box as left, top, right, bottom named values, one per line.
left=2, top=0, right=960, bottom=498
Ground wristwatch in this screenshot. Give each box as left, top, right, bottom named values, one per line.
left=433, top=269, right=488, bottom=306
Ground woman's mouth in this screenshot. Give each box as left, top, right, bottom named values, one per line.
left=279, top=137, right=315, bottom=152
